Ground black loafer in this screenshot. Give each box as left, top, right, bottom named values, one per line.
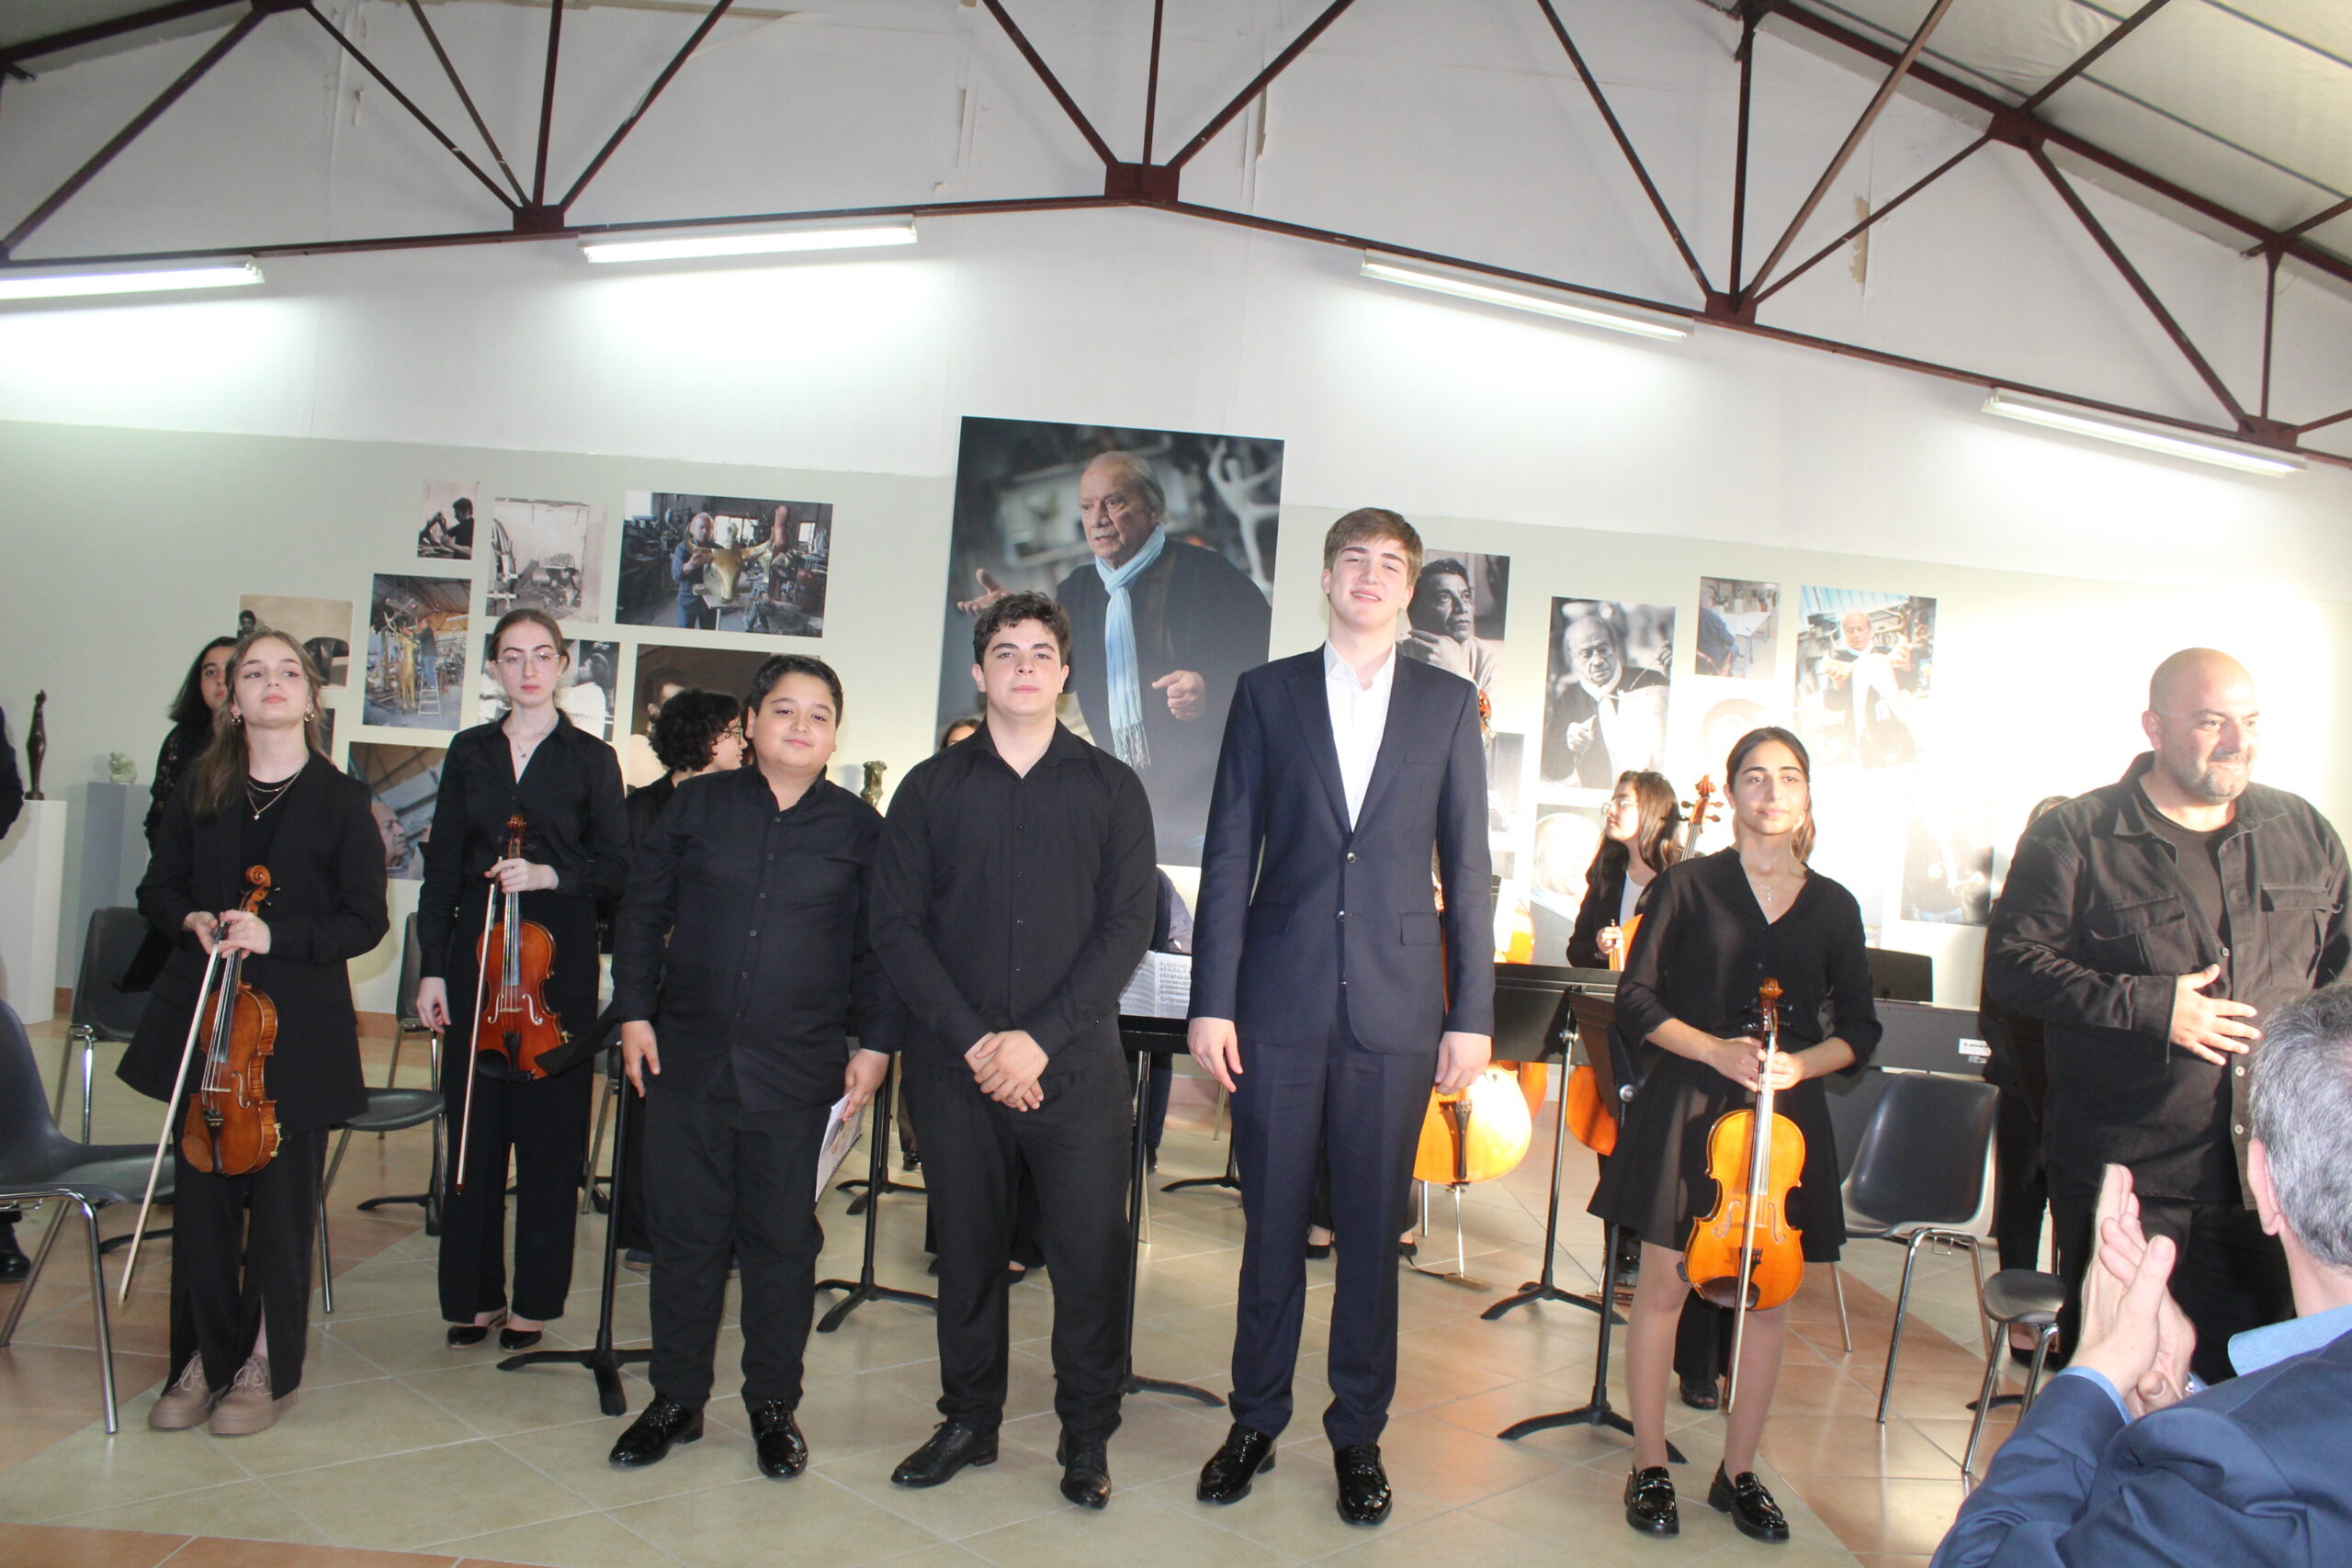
left=0, top=1248, right=28, bottom=1283
left=1056, top=1430, right=1111, bottom=1509
left=1679, top=1374, right=1721, bottom=1410
left=891, top=1422, right=997, bottom=1487
left=609, top=1398, right=703, bottom=1467
left=1708, top=1466, right=1789, bottom=1541
left=750, top=1400, right=808, bottom=1479
left=1332, top=1443, right=1393, bottom=1526
left=498, top=1325, right=543, bottom=1351
left=1624, top=1465, right=1679, bottom=1536
left=446, top=1311, right=506, bottom=1348
left=1195, top=1423, right=1277, bottom=1504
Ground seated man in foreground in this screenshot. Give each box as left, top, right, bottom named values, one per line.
left=1933, top=985, right=2352, bottom=1566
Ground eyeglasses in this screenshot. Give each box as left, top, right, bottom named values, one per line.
left=497, top=649, right=562, bottom=671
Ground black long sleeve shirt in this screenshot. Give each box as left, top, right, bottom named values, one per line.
left=609, top=768, right=898, bottom=1111
left=871, top=722, right=1157, bottom=1070
left=415, top=714, right=629, bottom=979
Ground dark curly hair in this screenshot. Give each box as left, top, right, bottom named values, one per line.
left=972, top=590, right=1070, bottom=666
left=650, top=689, right=743, bottom=774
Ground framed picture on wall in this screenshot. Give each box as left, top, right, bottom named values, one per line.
left=1541, top=597, right=1676, bottom=793
left=417, top=480, right=480, bottom=561
left=934, top=416, right=1282, bottom=864
left=348, top=740, right=445, bottom=880
left=364, top=574, right=469, bottom=730
left=1695, top=577, right=1779, bottom=680
left=238, top=594, right=354, bottom=688
left=616, top=492, right=833, bottom=637
left=489, top=497, right=605, bottom=626
left=1400, top=548, right=1507, bottom=699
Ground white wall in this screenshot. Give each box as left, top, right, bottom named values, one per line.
left=3, top=0, right=2350, bottom=1015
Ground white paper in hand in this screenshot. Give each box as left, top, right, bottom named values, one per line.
left=814, top=1093, right=865, bottom=1201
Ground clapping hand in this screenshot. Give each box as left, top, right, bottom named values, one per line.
left=2074, top=1165, right=2198, bottom=1418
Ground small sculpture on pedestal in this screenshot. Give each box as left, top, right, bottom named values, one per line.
left=109, top=752, right=138, bottom=784
left=25, top=690, right=45, bottom=801
left=861, top=759, right=888, bottom=808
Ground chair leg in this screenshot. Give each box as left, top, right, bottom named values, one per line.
left=1961, top=1317, right=2006, bottom=1481
left=1877, top=1232, right=1932, bottom=1424
left=78, top=1033, right=96, bottom=1145
left=75, top=1198, right=119, bottom=1435
left=317, top=1193, right=335, bottom=1316
left=322, top=1128, right=354, bottom=1202
left=52, top=1031, right=77, bottom=1122
left=580, top=1076, right=616, bottom=1216
left=1967, top=1239, right=1993, bottom=1360
left=1831, top=1262, right=1853, bottom=1352
left=386, top=1030, right=407, bottom=1093
left=0, top=1199, right=64, bottom=1346
left=2021, top=1324, right=2057, bottom=1412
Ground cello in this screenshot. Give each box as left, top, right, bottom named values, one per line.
left=1681, top=976, right=1806, bottom=1411
left=454, top=814, right=569, bottom=1195
left=119, top=865, right=281, bottom=1299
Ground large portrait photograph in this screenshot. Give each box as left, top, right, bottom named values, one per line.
left=489, top=498, right=604, bottom=626
left=363, top=574, right=469, bottom=730
left=238, top=594, right=353, bottom=688
left=616, top=491, right=833, bottom=637
left=1540, top=597, right=1676, bottom=792
left=1400, top=548, right=1507, bottom=699
left=348, top=741, right=445, bottom=880
left=621, top=642, right=771, bottom=788
left=935, top=417, right=1282, bottom=863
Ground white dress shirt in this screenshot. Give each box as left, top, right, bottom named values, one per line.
left=1323, top=641, right=1396, bottom=829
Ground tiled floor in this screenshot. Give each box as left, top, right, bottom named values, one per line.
left=1, top=1019, right=2026, bottom=1568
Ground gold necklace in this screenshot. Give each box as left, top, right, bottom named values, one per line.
left=245, top=773, right=298, bottom=820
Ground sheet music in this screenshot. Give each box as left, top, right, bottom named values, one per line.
left=814, top=1092, right=865, bottom=1201
left=1118, top=950, right=1193, bottom=1020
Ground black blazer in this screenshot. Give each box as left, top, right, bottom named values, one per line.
left=1191, top=650, right=1493, bottom=1052
left=119, top=757, right=390, bottom=1135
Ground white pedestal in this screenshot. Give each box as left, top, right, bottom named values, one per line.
left=0, top=797, right=71, bottom=1024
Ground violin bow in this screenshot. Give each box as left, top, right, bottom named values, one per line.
left=450, top=888, right=498, bottom=1197
left=119, top=938, right=226, bottom=1302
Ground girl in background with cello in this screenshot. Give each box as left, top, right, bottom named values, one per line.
left=1589, top=728, right=1879, bottom=1542
left=119, top=630, right=387, bottom=1435
left=416, top=609, right=628, bottom=1349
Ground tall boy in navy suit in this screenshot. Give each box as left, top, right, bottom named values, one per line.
left=1187, top=509, right=1494, bottom=1525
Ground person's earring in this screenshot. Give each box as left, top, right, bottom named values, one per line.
left=305, top=709, right=318, bottom=722
left=231, top=710, right=244, bottom=726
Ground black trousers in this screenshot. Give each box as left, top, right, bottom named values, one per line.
left=644, top=1079, right=828, bottom=1412
left=1993, top=1087, right=2049, bottom=1274
left=171, top=1127, right=327, bottom=1399
left=614, top=1079, right=651, bottom=1255
left=902, top=1048, right=1131, bottom=1442
left=439, top=1063, right=594, bottom=1323
left=1231, top=1012, right=1434, bottom=1448
left=2050, top=1163, right=2293, bottom=1385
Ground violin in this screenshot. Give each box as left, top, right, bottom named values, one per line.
left=1682, top=976, right=1806, bottom=1411
left=454, top=815, right=569, bottom=1195
left=1571, top=778, right=1715, bottom=1155
left=183, top=866, right=283, bottom=1176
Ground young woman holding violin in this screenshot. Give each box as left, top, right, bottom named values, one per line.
left=119, top=630, right=389, bottom=1436
left=416, top=609, right=628, bottom=1350
left=1588, top=728, right=1880, bottom=1542
left=1566, top=770, right=1681, bottom=969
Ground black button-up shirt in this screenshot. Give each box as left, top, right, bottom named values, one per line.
left=1986, top=752, right=2350, bottom=1202
left=610, top=766, right=898, bottom=1111
left=872, top=722, right=1156, bottom=1069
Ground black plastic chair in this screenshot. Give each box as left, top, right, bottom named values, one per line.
left=1839, top=1070, right=2001, bottom=1423
left=0, top=998, right=170, bottom=1435
left=60, top=908, right=153, bottom=1144
left=318, top=1077, right=444, bottom=1314
left=385, top=913, right=430, bottom=1093
left=1962, top=1268, right=2064, bottom=1479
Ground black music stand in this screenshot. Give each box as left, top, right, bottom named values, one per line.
left=816, top=1055, right=937, bottom=1333
left=1484, top=975, right=1619, bottom=1325
left=1121, top=1018, right=1224, bottom=1406
left=497, top=1048, right=650, bottom=1416
left=1161, top=1145, right=1241, bottom=1197
left=1496, top=1218, right=1683, bottom=1461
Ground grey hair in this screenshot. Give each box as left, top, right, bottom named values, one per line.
left=1085, top=451, right=1166, bottom=521
left=2251, top=984, right=2352, bottom=1269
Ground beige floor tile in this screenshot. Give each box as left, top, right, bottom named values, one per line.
left=1317, top=1506, right=1610, bottom=1568
left=613, top=1472, right=943, bottom=1568
left=958, top=1489, right=1296, bottom=1568
left=791, top=1371, right=961, bottom=1462
left=267, top=1439, right=587, bottom=1551
left=307, top=1259, right=443, bottom=1322
left=0, top=1425, right=250, bottom=1522
left=51, top=1481, right=329, bottom=1546
left=1136, top=1450, right=1447, bottom=1561
left=220, top=1376, right=477, bottom=1476
left=998, top=1397, right=1232, bottom=1489
left=432, top=1509, right=677, bottom=1568
left=801, top=1304, right=949, bottom=1377
left=1470, top=1468, right=1763, bottom=1565
left=321, top=1310, right=528, bottom=1377
left=817, top=1438, right=1070, bottom=1540
left=492, top=1417, right=752, bottom=1510
left=401, top=1359, right=630, bottom=1440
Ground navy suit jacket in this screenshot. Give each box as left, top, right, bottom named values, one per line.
left=1190, top=649, right=1494, bottom=1052
left=1932, top=1328, right=2352, bottom=1567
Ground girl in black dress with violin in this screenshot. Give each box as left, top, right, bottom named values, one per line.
left=1589, top=728, right=1880, bottom=1542
left=120, top=630, right=388, bottom=1436
left=416, top=609, right=628, bottom=1348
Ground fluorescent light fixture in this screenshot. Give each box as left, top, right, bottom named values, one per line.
left=1361, top=256, right=1689, bottom=342
left=1983, top=390, right=2301, bottom=478
left=0, top=259, right=261, bottom=301
left=580, top=221, right=917, bottom=265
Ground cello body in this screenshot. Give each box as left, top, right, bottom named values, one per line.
left=1414, top=1067, right=1536, bottom=1187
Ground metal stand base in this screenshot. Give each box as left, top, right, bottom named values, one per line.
left=1483, top=1066, right=1617, bottom=1324
left=1161, top=1146, right=1241, bottom=1196
left=1125, top=1045, right=1222, bottom=1407
left=497, top=1057, right=648, bottom=1416
left=1497, top=1223, right=1685, bottom=1462
left=817, top=1057, right=937, bottom=1333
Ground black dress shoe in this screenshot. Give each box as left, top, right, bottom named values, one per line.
left=446, top=1312, right=506, bottom=1348
left=1057, top=1430, right=1111, bottom=1508
left=1304, top=1242, right=1332, bottom=1260
left=1679, top=1374, right=1721, bottom=1410
left=0, top=1247, right=29, bottom=1283
left=498, top=1325, right=543, bottom=1351
left=608, top=1398, right=704, bottom=1467
left=1332, top=1443, right=1393, bottom=1526
left=750, top=1400, right=808, bottom=1479
left=1624, top=1465, right=1679, bottom=1536
left=1708, top=1466, right=1790, bottom=1541
left=1195, top=1423, right=1276, bottom=1504
left=891, top=1422, right=997, bottom=1487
